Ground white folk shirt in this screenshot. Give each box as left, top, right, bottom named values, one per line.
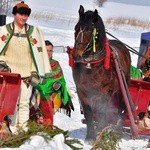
left=5, top=25, right=36, bottom=77
left=0, top=23, right=51, bottom=77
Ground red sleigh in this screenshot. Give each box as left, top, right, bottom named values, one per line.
left=124, top=79, right=150, bottom=135
left=0, top=72, right=21, bottom=122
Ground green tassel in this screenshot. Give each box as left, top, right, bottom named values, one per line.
left=92, top=28, right=97, bottom=52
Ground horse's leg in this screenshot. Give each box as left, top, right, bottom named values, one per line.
left=82, top=103, right=96, bottom=140
left=77, top=88, right=96, bottom=140
left=95, top=95, right=109, bottom=133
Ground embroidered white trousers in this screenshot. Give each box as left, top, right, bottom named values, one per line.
left=8, top=81, right=32, bottom=134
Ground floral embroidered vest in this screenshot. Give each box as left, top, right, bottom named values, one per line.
left=0, top=22, right=51, bottom=76
left=50, top=58, right=63, bottom=79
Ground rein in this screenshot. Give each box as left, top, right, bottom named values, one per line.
left=106, top=31, right=146, bottom=59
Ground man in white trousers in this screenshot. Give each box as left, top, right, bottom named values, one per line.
left=0, top=1, right=51, bottom=134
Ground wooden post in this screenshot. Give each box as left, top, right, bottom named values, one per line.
left=0, top=15, right=6, bottom=26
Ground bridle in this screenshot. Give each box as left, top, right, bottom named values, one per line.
left=75, top=27, right=93, bottom=55
left=74, top=26, right=105, bottom=66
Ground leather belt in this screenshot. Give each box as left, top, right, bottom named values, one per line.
left=13, top=33, right=27, bottom=38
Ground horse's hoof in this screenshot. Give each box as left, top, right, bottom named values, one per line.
left=110, top=124, right=124, bottom=139
left=81, top=118, right=86, bottom=124
left=85, top=137, right=94, bottom=145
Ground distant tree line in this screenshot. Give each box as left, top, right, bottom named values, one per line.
left=0, top=0, right=20, bottom=15
left=94, top=0, right=107, bottom=7
left=0, top=0, right=107, bottom=16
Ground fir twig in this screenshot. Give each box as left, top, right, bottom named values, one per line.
left=0, top=120, right=81, bottom=149
left=92, top=125, right=119, bottom=150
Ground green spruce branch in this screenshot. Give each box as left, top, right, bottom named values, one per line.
left=0, top=120, right=82, bottom=149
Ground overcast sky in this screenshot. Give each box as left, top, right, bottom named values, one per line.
left=26, top=0, right=94, bottom=16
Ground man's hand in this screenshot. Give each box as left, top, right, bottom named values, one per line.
left=0, top=60, right=11, bottom=72
left=30, top=71, right=41, bottom=87
left=22, top=77, right=31, bottom=88
left=23, top=72, right=40, bottom=88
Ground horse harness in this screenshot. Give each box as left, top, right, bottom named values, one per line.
left=69, top=26, right=126, bottom=72
left=70, top=27, right=108, bottom=69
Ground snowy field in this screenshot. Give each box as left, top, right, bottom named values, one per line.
left=1, top=0, right=150, bottom=149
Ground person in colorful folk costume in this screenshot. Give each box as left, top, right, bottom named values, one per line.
left=141, top=47, right=150, bottom=81
left=36, top=40, right=74, bottom=125
left=45, top=40, right=63, bottom=79
left=0, top=1, right=51, bottom=134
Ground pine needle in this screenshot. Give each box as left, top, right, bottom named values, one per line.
left=0, top=120, right=81, bottom=149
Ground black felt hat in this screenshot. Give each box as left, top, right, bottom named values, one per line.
left=12, top=1, right=31, bottom=16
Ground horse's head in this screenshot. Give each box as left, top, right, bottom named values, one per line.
left=73, top=5, right=106, bottom=58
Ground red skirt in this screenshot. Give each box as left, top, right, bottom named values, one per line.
left=39, top=99, right=54, bottom=125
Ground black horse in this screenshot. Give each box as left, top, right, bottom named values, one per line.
left=69, top=5, right=131, bottom=140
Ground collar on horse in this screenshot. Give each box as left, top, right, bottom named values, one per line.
left=67, top=37, right=111, bottom=70
left=73, top=48, right=105, bottom=64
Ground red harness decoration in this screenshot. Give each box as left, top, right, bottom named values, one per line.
left=67, top=37, right=111, bottom=69
left=67, top=46, right=75, bottom=67
left=104, top=37, right=111, bottom=70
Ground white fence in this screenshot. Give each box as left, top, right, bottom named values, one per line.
left=53, top=46, right=67, bottom=53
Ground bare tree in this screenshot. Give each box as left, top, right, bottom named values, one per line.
left=94, top=0, right=107, bottom=7
left=0, top=0, right=20, bottom=15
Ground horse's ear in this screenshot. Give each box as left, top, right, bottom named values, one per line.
left=92, top=9, right=98, bottom=23
left=79, top=5, right=84, bottom=18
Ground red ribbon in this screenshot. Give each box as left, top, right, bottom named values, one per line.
left=67, top=38, right=110, bottom=69
left=67, top=46, right=75, bottom=67
left=104, top=38, right=110, bottom=70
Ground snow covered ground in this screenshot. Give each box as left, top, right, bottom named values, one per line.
left=1, top=0, right=150, bottom=149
